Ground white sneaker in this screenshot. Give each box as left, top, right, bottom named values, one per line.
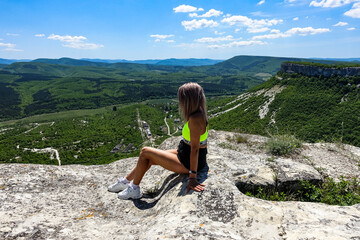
left=118, top=186, right=142, bottom=200
left=108, top=178, right=129, bottom=193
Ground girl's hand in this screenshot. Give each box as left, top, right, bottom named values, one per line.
left=186, top=178, right=205, bottom=193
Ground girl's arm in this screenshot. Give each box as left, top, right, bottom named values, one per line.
left=187, top=115, right=205, bottom=192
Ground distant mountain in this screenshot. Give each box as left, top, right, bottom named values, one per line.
left=81, top=59, right=162, bottom=65
left=198, top=55, right=346, bottom=76
left=63, top=58, right=223, bottom=66
left=155, top=58, right=223, bottom=66
left=32, top=58, right=110, bottom=67
left=313, top=58, right=360, bottom=62
left=0, top=58, right=31, bottom=65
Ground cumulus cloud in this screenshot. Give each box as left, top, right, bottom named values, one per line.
left=221, top=15, right=283, bottom=32
left=208, top=40, right=266, bottom=49
left=214, top=31, right=225, bottom=35
left=253, top=27, right=330, bottom=39
left=189, top=9, right=223, bottom=18
left=247, top=27, right=270, bottom=33
left=201, top=9, right=223, bottom=17
left=48, top=34, right=86, bottom=42
left=0, top=42, right=23, bottom=51
left=173, top=4, right=203, bottom=13
left=195, top=35, right=235, bottom=43
left=286, top=27, right=330, bottom=35
left=309, top=0, right=358, bottom=8
left=257, top=0, right=266, bottom=5
left=347, top=27, right=356, bottom=30
left=0, top=42, right=15, bottom=48
left=150, top=34, right=174, bottom=42
left=35, top=34, right=45, bottom=37
left=344, top=2, right=360, bottom=18
left=150, top=34, right=174, bottom=39
left=333, top=21, right=348, bottom=26
left=6, top=33, right=20, bottom=36
left=48, top=34, right=103, bottom=49
left=181, top=19, right=219, bottom=31
left=293, top=17, right=299, bottom=20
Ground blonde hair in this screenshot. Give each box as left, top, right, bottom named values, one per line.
left=177, top=82, right=207, bottom=122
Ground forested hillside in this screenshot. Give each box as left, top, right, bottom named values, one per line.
left=209, top=63, right=360, bottom=147
left=0, top=102, right=180, bottom=165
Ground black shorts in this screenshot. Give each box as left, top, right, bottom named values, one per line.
left=177, top=140, right=207, bottom=171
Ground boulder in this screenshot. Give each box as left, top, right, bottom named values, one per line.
left=0, top=130, right=359, bottom=239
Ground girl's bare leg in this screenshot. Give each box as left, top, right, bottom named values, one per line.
left=125, top=149, right=178, bottom=181
left=126, top=148, right=186, bottom=185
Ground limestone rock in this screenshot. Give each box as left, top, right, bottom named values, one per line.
left=0, top=130, right=359, bottom=239
left=280, top=62, right=360, bottom=77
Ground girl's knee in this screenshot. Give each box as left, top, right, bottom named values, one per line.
left=140, top=147, right=155, bottom=156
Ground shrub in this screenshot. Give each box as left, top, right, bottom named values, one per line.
left=266, top=134, right=302, bottom=156
left=244, top=177, right=360, bottom=206
left=226, top=134, right=248, bottom=144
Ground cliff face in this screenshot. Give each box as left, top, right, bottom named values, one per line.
left=1, top=131, right=360, bottom=239
left=280, top=62, right=360, bottom=77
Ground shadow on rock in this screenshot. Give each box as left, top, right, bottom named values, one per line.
left=133, top=164, right=209, bottom=210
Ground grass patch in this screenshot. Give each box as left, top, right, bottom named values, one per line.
left=244, top=177, right=360, bottom=206
left=226, top=134, right=248, bottom=144
left=266, top=134, right=302, bottom=156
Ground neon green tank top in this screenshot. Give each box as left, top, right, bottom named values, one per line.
left=182, top=121, right=208, bottom=144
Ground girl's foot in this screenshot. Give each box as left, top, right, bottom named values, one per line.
left=107, top=177, right=129, bottom=192
left=118, top=185, right=142, bottom=200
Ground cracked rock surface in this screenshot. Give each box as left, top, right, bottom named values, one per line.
left=1, top=130, right=359, bottom=239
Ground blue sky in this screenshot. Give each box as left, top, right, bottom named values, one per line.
left=0, top=0, right=359, bottom=60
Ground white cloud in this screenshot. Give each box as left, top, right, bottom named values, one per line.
left=221, top=15, right=283, bottom=30
left=253, top=32, right=291, bottom=39
left=167, top=40, right=175, bottom=43
left=6, top=33, right=20, bottom=36
left=286, top=27, right=330, bottom=35
left=48, top=34, right=86, bottom=42
left=0, top=42, right=23, bottom=51
left=47, top=34, right=103, bottom=49
left=333, top=21, right=348, bottom=26
left=173, top=4, right=203, bottom=13
left=189, top=9, right=223, bottom=18
left=257, top=0, right=266, bottom=5
left=271, top=29, right=281, bottom=33
left=253, top=26, right=330, bottom=39
left=214, top=31, right=225, bottom=35
left=310, top=0, right=358, bottom=8
left=150, top=34, right=174, bottom=43
left=293, top=17, right=299, bottom=20
left=62, top=42, right=104, bottom=50
left=195, top=35, right=234, bottom=43
left=344, top=2, right=360, bottom=18
left=208, top=40, right=266, bottom=49
left=200, top=9, right=223, bottom=17
left=0, top=42, right=15, bottom=48
left=3, top=48, right=23, bottom=52
left=181, top=19, right=219, bottom=31
left=247, top=27, right=270, bottom=33
left=35, top=34, right=45, bottom=37
left=347, top=27, right=356, bottom=30
left=150, top=34, right=174, bottom=39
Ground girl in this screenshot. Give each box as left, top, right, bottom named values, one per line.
left=108, top=82, right=208, bottom=199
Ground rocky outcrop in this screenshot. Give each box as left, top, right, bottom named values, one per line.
left=1, top=130, right=360, bottom=239
left=280, top=62, right=360, bottom=77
